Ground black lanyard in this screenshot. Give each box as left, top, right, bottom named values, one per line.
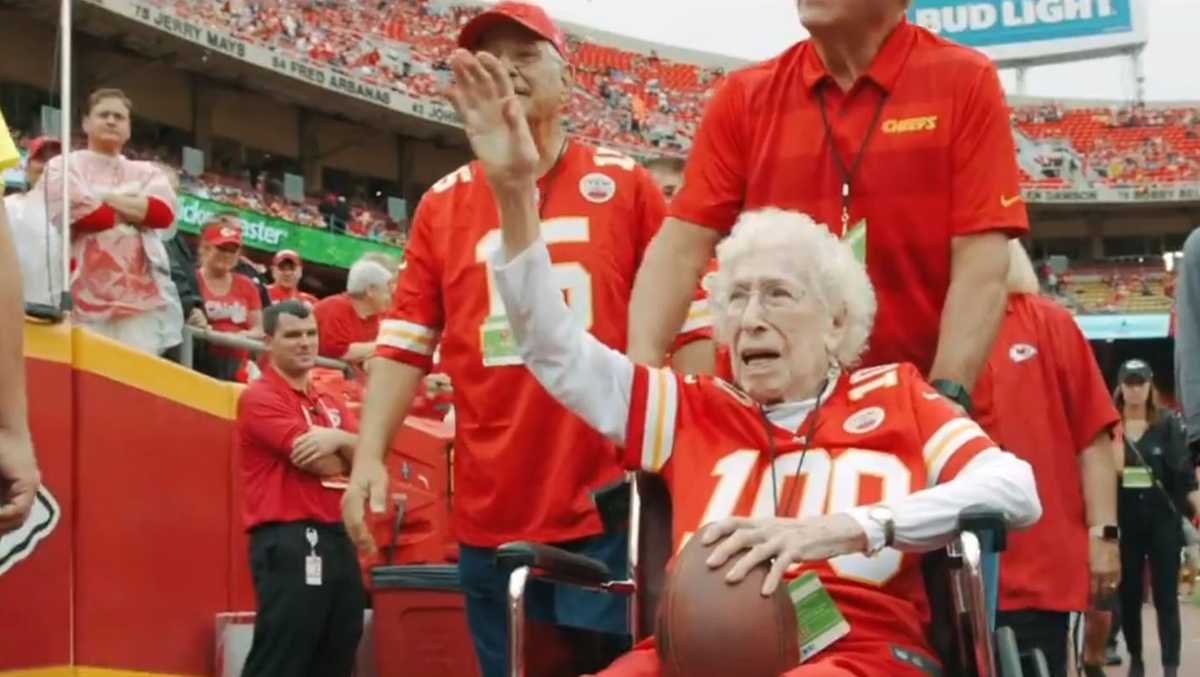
left=815, top=84, right=889, bottom=236
left=760, top=378, right=829, bottom=518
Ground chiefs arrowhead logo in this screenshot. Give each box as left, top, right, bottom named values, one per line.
left=1009, top=343, right=1037, bottom=363
left=221, top=227, right=237, bottom=238
left=0, top=486, right=60, bottom=576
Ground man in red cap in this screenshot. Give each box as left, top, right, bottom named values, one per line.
left=268, top=249, right=318, bottom=307
left=4, top=137, right=63, bottom=306
left=22, top=136, right=60, bottom=190
left=343, top=3, right=709, bottom=675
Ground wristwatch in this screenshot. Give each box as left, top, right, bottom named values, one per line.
left=864, top=505, right=896, bottom=557
left=1088, top=525, right=1120, bottom=542
left=931, top=379, right=973, bottom=414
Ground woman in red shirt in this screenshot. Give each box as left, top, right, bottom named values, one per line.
left=196, top=218, right=263, bottom=381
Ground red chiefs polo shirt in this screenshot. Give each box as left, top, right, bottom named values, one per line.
left=971, top=293, right=1119, bottom=612
left=237, top=362, right=358, bottom=529
left=314, top=292, right=381, bottom=360
left=672, top=18, right=1028, bottom=374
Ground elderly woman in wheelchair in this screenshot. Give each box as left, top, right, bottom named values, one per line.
left=443, top=49, right=1043, bottom=677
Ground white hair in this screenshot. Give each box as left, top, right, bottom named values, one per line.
left=346, top=260, right=391, bottom=295
left=711, top=208, right=877, bottom=369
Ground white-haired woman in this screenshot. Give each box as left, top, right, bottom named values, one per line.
left=444, top=50, right=1042, bottom=676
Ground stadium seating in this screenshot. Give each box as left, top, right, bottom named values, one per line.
left=1013, top=105, right=1200, bottom=185
left=135, top=1, right=1200, bottom=184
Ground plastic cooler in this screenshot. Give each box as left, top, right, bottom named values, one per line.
left=371, top=564, right=479, bottom=677
left=356, top=416, right=458, bottom=581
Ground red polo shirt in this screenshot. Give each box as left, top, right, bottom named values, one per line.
left=971, top=293, right=1119, bottom=612
left=314, top=292, right=381, bottom=360
left=672, top=18, right=1028, bottom=374
left=237, top=363, right=358, bottom=529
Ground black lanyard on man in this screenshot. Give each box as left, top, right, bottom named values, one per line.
left=815, top=84, right=889, bottom=238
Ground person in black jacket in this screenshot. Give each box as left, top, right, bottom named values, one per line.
left=1114, top=359, right=1200, bottom=677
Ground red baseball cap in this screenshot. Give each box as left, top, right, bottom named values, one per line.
left=273, top=249, right=301, bottom=266
left=203, top=223, right=242, bottom=247
left=458, top=2, right=567, bottom=57
left=27, top=136, right=61, bottom=161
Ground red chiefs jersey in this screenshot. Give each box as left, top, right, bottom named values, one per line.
left=268, top=283, right=318, bottom=307
left=624, top=362, right=996, bottom=652
left=377, top=140, right=692, bottom=546
left=199, top=272, right=262, bottom=360
left=971, top=293, right=1118, bottom=612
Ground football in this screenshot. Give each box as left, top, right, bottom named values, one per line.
left=656, top=530, right=800, bottom=677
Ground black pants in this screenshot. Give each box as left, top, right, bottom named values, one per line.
left=996, top=610, right=1069, bottom=677
left=242, top=521, right=366, bottom=677
left=1119, top=524, right=1182, bottom=667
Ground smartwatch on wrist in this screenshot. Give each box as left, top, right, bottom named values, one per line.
left=1088, top=524, right=1120, bottom=542
left=931, top=379, right=972, bottom=414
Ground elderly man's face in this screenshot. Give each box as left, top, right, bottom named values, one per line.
left=795, top=0, right=901, bottom=31
left=475, top=24, right=568, bottom=122
left=267, top=312, right=319, bottom=376
left=366, top=282, right=393, bottom=315
left=719, top=248, right=841, bottom=404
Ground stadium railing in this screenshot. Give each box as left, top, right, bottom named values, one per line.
left=178, top=326, right=351, bottom=376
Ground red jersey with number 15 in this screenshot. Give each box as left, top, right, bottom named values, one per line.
left=377, top=140, right=701, bottom=546
left=624, top=362, right=998, bottom=654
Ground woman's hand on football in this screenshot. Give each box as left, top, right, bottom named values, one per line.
left=702, top=514, right=869, bottom=596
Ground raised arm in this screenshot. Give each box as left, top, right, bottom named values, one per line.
left=443, top=48, right=635, bottom=444
left=491, top=241, right=634, bottom=444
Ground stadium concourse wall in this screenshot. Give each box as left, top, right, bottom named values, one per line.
left=0, top=322, right=447, bottom=677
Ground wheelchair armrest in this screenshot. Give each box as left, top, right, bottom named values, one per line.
left=957, top=509, right=1007, bottom=553
left=496, top=541, right=614, bottom=588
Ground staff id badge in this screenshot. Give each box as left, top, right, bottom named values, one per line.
left=305, top=528, right=323, bottom=586
left=1122, top=466, right=1154, bottom=490
left=480, top=315, right=524, bottom=367
left=788, top=571, right=851, bottom=662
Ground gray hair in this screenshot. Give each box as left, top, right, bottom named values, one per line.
left=346, top=259, right=391, bottom=295
left=710, top=208, right=877, bottom=369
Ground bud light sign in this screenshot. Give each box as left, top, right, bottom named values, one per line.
left=909, top=0, right=1139, bottom=54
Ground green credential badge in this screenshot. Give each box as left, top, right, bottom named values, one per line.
left=843, top=218, right=867, bottom=266
left=788, top=571, right=851, bottom=663
left=480, top=315, right=523, bottom=367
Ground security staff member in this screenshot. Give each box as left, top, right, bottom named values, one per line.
left=237, top=300, right=364, bottom=677
left=1114, top=359, right=1199, bottom=677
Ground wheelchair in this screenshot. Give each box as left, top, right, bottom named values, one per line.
left=497, top=473, right=1045, bottom=677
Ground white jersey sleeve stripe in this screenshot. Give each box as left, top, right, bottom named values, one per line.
left=377, top=319, right=440, bottom=356
left=922, top=418, right=973, bottom=464
left=641, top=367, right=678, bottom=472
left=926, top=421, right=988, bottom=487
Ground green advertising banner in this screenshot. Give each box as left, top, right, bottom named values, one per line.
left=175, top=193, right=403, bottom=269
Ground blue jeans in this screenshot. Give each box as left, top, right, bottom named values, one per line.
left=458, top=530, right=629, bottom=677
